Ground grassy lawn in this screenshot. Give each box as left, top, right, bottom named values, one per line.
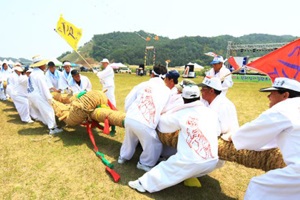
left=0, top=72, right=271, bottom=200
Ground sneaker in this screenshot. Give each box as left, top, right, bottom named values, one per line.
left=26, top=120, right=34, bottom=124
left=137, top=162, right=152, bottom=172
left=118, top=156, right=127, bottom=164
left=49, top=127, right=63, bottom=135
left=128, top=180, right=146, bottom=193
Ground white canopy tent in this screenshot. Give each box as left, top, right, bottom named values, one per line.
left=109, top=62, right=126, bottom=69
left=181, top=62, right=204, bottom=70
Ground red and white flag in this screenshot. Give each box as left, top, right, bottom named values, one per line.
left=246, top=38, right=300, bottom=82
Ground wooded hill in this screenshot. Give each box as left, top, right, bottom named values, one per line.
left=58, top=31, right=298, bottom=67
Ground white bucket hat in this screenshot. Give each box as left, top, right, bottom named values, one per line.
left=198, top=76, right=223, bottom=91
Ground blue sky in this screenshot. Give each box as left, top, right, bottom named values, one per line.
left=0, top=0, right=299, bottom=60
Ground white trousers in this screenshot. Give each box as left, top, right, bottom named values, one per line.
left=28, top=93, right=57, bottom=129
left=120, top=118, right=162, bottom=167
left=11, top=94, right=31, bottom=122
left=244, top=164, right=300, bottom=200
left=139, top=155, right=218, bottom=193
left=104, top=86, right=116, bottom=107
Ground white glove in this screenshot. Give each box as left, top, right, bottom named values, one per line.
left=93, top=69, right=98, bottom=74
left=221, top=132, right=232, bottom=142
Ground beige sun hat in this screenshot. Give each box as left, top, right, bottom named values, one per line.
left=30, top=55, right=48, bottom=68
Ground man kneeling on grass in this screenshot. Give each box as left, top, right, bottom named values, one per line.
left=128, top=85, right=220, bottom=193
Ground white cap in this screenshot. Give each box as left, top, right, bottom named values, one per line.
left=63, top=61, right=71, bottom=66
left=100, top=58, right=109, bottom=63
left=182, top=85, right=200, bottom=99
left=199, top=76, right=223, bottom=91
left=210, top=56, right=224, bottom=65
left=13, top=66, right=24, bottom=72
left=260, top=77, right=300, bottom=92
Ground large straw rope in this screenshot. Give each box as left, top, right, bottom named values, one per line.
left=157, top=130, right=286, bottom=171
left=52, top=90, right=108, bottom=126
left=52, top=92, right=76, bottom=104
left=91, top=107, right=125, bottom=127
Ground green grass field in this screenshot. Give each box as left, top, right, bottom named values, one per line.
left=0, top=73, right=271, bottom=200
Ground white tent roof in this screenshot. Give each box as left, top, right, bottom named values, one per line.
left=110, top=62, right=126, bottom=69
left=181, top=62, right=204, bottom=69
left=50, top=58, right=62, bottom=66
left=8, top=59, right=14, bottom=65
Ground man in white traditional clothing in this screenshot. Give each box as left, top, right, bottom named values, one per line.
left=69, top=69, right=92, bottom=94
left=0, top=62, right=13, bottom=100
left=7, top=65, right=33, bottom=123
left=94, top=58, right=116, bottom=107
left=45, top=61, right=61, bottom=92
left=229, top=77, right=300, bottom=200
left=206, top=56, right=233, bottom=96
left=58, top=61, right=72, bottom=92
left=199, top=76, right=239, bottom=169
left=199, top=76, right=239, bottom=139
left=27, top=55, right=63, bottom=135
left=128, top=85, right=220, bottom=193
left=118, top=64, right=170, bottom=172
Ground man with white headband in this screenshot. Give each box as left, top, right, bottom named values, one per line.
left=118, top=64, right=170, bottom=172
left=229, top=77, right=300, bottom=199
left=58, top=61, right=72, bottom=92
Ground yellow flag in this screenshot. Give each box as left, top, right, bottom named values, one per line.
left=56, top=15, right=82, bottom=51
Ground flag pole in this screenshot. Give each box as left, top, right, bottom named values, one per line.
left=54, top=29, right=93, bottom=69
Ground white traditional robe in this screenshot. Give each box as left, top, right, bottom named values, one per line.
left=232, top=97, right=300, bottom=200
left=96, top=65, right=116, bottom=106
left=139, top=101, right=220, bottom=192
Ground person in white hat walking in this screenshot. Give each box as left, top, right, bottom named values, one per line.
left=206, top=56, right=233, bottom=96
left=128, top=85, right=220, bottom=193
left=6, top=65, right=33, bottom=123
left=27, top=55, right=63, bottom=135
left=229, top=77, right=300, bottom=200
left=94, top=58, right=116, bottom=107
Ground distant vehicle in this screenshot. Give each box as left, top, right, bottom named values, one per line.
left=80, top=66, right=92, bottom=72
left=118, top=67, right=132, bottom=74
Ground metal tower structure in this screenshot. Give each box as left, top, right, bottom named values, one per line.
left=144, top=46, right=156, bottom=67
left=226, top=41, right=288, bottom=59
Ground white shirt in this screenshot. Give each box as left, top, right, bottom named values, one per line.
left=45, top=69, right=61, bottom=89
left=207, top=95, right=239, bottom=135
left=232, top=97, right=300, bottom=166
left=28, top=68, right=52, bottom=101
left=7, top=72, right=28, bottom=97
left=158, top=101, right=220, bottom=162
left=58, top=70, right=72, bottom=90
left=69, top=74, right=92, bottom=94
left=125, top=77, right=170, bottom=129
left=206, top=65, right=233, bottom=95
left=162, top=86, right=184, bottom=114
left=96, top=65, right=115, bottom=88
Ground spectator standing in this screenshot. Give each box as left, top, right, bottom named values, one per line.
left=94, top=58, right=116, bottom=107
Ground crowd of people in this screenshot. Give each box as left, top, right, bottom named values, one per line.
left=0, top=55, right=113, bottom=134
left=1, top=55, right=300, bottom=199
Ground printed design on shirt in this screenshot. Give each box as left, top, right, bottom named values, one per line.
left=27, top=77, right=34, bottom=93
left=185, top=116, right=214, bottom=159
left=138, top=86, right=156, bottom=124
